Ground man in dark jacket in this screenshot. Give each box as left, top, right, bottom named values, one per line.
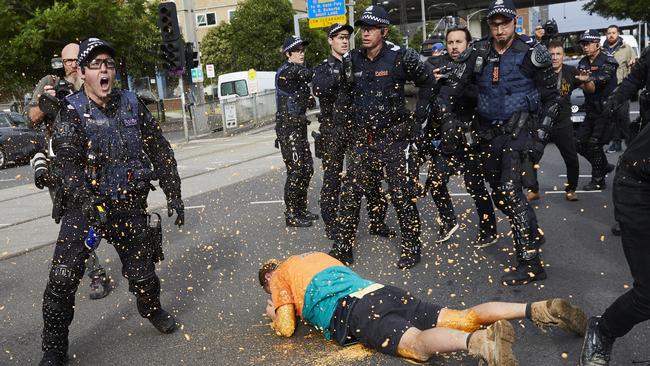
left=580, top=46, right=650, bottom=366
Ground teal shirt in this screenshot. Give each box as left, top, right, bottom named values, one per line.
left=301, top=266, right=373, bottom=339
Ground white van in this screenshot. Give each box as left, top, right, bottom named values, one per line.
left=600, top=34, right=640, bottom=57
left=216, top=71, right=276, bottom=101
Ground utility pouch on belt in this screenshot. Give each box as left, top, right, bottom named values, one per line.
left=312, top=130, right=324, bottom=159
left=148, top=212, right=164, bottom=263
left=510, top=111, right=529, bottom=139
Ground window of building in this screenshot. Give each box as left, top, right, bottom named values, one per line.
left=196, top=12, right=216, bottom=27
left=227, top=9, right=236, bottom=22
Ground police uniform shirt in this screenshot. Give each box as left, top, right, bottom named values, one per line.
left=312, top=56, right=343, bottom=120
left=578, top=51, right=618, bottom=106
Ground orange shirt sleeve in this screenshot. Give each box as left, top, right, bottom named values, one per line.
left=270, top=265, right=293, bottom=311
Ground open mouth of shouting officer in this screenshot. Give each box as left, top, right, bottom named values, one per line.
left=79, top=38, right=117, bottom=106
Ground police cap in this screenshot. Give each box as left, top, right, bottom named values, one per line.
left=487, top=0, right=517, bottom=20
left=354, top=5, right=390, bottom=27
left=282, top=35, right=310, bottom=53
left=327, top=23, right=354, bottom=38
left=579, top=29, right=601, bottom=43
left=78, top=37, right=116, bottom=66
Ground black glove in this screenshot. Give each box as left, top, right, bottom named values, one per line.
left=602, top=94, right=620, bottom=117
left=167, top=197, right=185, bottom=228
left=529, top=140, right=546, bottom=164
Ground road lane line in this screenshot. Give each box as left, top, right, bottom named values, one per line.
left=544, top=190, right=602, bottom=194
left=250, top=200, right=284, bottom=204
left=185, top=205, right=206, bottom=210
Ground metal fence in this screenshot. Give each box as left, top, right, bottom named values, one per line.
left=219, top=89, right=277, bottom=135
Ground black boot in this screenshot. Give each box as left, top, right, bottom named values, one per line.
left=473, top=231, right=499, bottom=248
left=285, top=212, right=312, bottom=227
left=501, top=256, right=547, bottom=286
left=89, top=271, right=111, bottom=300
left=148, top=308, right=177, bottom=334
left=580, top=316, right=614, bottom=366
left=39, top=351, right=68, bottom=366
left=298, top=210, right=319, bottom=221
left=368, top=223, right=396, bottom=238
left=435, top=220, right=459, bottom=243
left=397, top=242, right=421, bottom=269
left=583, top=179, right=606, bottom=191
left=329, top=243, right=354, bottom=265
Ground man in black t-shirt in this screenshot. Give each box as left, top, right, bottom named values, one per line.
left=527, top=41, right=591, bottom=202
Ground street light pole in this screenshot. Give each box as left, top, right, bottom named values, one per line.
left=348, top=1, right=355, bottom=49
left=421, top=0, right=426, bottom=41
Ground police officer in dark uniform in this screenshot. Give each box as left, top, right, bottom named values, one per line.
left=275, top=35, right=318, bottom=227
left=575, top=30, right=618, bottom=191
left=312, top=23, right=394, bottom=240
left=471, top=0, right=560, bottom=285
left=580, top=47, right=650, bottom=366
left=26, top=43, right=111, bottom=301
left=425, top=27, right=498, bottom=247
left=328, top=5, right=434, bottom=269
left=39, top=38, right=184, bottom=366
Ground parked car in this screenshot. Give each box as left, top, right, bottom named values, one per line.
left=0, top=111, right=45, bottom=168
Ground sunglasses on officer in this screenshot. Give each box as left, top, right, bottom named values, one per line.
left=86, top=57, right=116, bottom=70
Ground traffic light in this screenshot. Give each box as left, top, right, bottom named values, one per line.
left=158, top=2, right=184, bottom=70
left=185, top=42, right=199, bottom=70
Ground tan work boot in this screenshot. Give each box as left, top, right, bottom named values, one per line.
left=565, top=191, right=578, bottom=201
left=527, top=191, right=540, bottom=202
left=531, top=298, right=588, bottom=336
left=468, top=320, right=517, bottom=366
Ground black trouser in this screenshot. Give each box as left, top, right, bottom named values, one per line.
left=576, top=111, right=613, bottom=180
left=611, top=100, right=631, bottom=144
left=277, top=122, right=314, bottom=215
left=427, top=147, right=496, bottom=235
left=599, top=164, right=650, bottom=338
left=319, top=128, right=387, bottom=233
left=479, top=129, right=540, bottom=262
left=530, top=124, right=580, bottom=192
left=42, top=208, right=160, bottom=354
left=335, top=138, right=421, bottom=255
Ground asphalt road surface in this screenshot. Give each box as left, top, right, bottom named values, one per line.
left=1, top=132, right=649, bottom=366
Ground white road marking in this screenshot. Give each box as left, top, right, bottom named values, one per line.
left=185, top=205, right=206, bottom=210
left=0, top=178, right=17, bottom=182
left=544, top=190, right=602, bottom=194
left=558, top=174, right=612, bottom=178
left=250, top=200, right=284, bottom=204
left=450, top=193, right=471, bottom=196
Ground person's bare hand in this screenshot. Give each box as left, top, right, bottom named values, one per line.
left=629, top=58, right=637, bottom=67
left=433, top=68, right=442, bottom=81
left=576, top=69, right=591, bottom=82
left=43, top=85, right=56, bottom=97
left=266, top=299, right=276, bottom=321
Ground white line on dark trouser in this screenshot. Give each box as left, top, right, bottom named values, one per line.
left=450, top=193, right=470, bottom=196
left=250, top=200, right=285, bottom=204
left=544, top=190, right=602, bottom=194
left=185, top=205, right=206, bottom=210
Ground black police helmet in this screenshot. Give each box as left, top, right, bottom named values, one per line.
left=354, top=5, right=390, bottom=27
left=487, top=0, right=517, bottom=20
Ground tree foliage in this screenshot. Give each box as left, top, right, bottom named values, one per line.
left=0, top=0, right=160, bottom=97
left=583, top=0, right=650, bottom=22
